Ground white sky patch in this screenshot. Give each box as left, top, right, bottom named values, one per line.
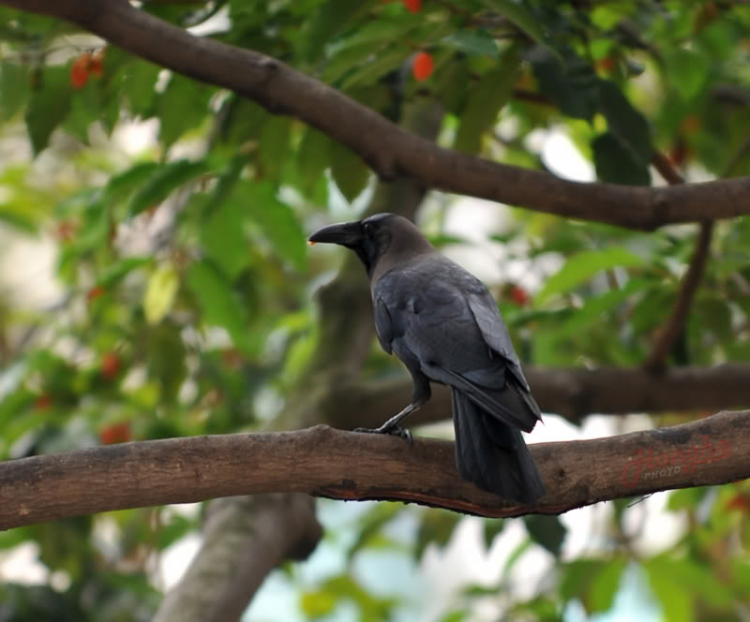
left=542, top=132, right=596, bottom=182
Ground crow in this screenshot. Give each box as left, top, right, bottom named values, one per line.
left=309, top=213, right=545, bottom=503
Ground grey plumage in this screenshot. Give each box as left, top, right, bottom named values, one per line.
left=309, top=213, right=545, bottom=503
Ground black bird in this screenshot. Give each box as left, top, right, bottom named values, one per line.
left=309, top=213, right=545, bottom=503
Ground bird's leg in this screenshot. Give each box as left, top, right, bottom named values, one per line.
left=355, top=370, right=431, bottom=442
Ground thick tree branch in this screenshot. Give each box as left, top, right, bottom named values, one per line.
left=4, top=0, right=750, bottom=230
left=324, top=364, right=750, bottom=428
left=1, top=410, right=748, bottom=528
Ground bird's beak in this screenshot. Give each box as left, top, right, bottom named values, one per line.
left=308, top=221, right=362, bottom=247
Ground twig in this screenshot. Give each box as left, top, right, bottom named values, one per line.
left=644, top=154, right=713, bottom=372
left=725, top=135, right=750, bottom=178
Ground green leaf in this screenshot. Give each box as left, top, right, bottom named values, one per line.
left=98, top=257, right=153, bottom=287
left=523, top=515, right=566, bottom=556
left=535, top=247, right=645, bottom=305
left=299, top=590, right=337, bottom=617
left=348, top=503, right=402, bottom=559
left=434, top=59, right=471, bottom=115
left=666, top=48, right=710, bottom=101
left=597, top=80, right=652, bottom=163
left=645, top=560, right=694, bottom=622
left=330, top=141, right=370, bottom=203
left=144, top=265, right=180, bottom=324
left=592, top=132, right=651, bottom=186
left=185, top=261, right=252, bottom=352
left=589, top=559, right=626, bottom=613
left=438, top=612, right=467, bottom=622
left=127, top=159, right=210, bottom=216
left=146, top=320, right=187, bottom=402
left=454, top=48, right=520, bottom=154
left=501, top=537, right=533, bottom=579
left=590, top=4, right=636, bottom=30
left=158, top=514, right=196, bottom=550
left=442, top=31, right=499, bottom=58
left=157, top=74, right=213, bottom=148
left=0, top=61, right=29, bottom=120
left=554, top=277, right=650, bottom=337
left=248, top=182, right=307, bottom=270
left=25, top=66, right=71, bottom=155
left=217, top=96, right=269, bottom=147
left=120, top=58, right=160, bottom=116
left=200, top=194, right=250, bottom=279
left=296, top=128, right=332, bottom=193
left=530, top=47, right=598, bottom=120
left=560, top=559, right=604, bottom=603
left=483, top=519, right=505, bottom=549
left=415, top=510, right=462, bottom=560
left=259, top=116, right=292, bottom=180
left=479, top=0, right=549, bottom=51
left=104, top=162, right=161, bottom=204
left=339, top=44, right=411, bottom=90
left=298, top=0, right=373, bottom=64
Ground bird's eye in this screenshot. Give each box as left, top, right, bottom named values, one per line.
left=363, top=222, right=373, bottom=235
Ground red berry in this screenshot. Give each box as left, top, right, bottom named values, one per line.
left=680, top=115, right=701, bottom=135
left=70, top=53, right=92, bottom=89
left=511, top=285, right=530, bottom=306
left=403, top=0, right=421, bottom=12
left=726, top=494, right=750, bottom=513
left=54, top=220, right=78, bottom=242
left=99, top=422, right=131, bottom=445
left=412, top=52, right=434, bottom=81
left=595, top=57, right=615, bottom=73
left=101, top=352, right=120, bottom=380
left=34, top=394, right=52, bottom=410
left=87, top=285, right=105, bottom=302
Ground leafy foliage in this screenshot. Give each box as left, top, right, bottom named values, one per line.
left=0, top=0, right=749, bottom=620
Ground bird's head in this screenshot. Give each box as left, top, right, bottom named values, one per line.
left=308, top=213, right=432, bottom=277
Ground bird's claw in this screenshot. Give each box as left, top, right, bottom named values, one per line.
left=354, top=425, right=412, bottom=443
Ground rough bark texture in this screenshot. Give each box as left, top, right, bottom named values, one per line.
left=1, top=410, right=747, bottom=528
left=2, top=0, right=750, bottom=229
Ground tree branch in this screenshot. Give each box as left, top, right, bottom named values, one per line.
left=644, top=221, right=714, bottom=371
left=4, top=0, right=750, bottom=230
left=324, top=364, right=750, bottom=428
left=1, top=411, right=748, bottom=528
left=645, top=154, right=713, bottom=371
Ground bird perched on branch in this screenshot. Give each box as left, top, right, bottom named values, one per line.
left=309, top=213, right=545, bottom=503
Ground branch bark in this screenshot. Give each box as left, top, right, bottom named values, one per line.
left=324, top=364, right=750, bottom=428
left=3, top=0, right=750, bottom=230
left=1, top=410, right=748, bottom=528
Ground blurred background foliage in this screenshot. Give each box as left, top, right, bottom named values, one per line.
left=0, top=0, right=749, bottom=620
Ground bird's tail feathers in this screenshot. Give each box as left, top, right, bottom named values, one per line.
left=452, top=388, right=545, bottom=503
left=435, top=366, right=540, bottom=432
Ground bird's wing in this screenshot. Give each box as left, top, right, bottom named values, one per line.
left=465, top=289, right=531, bottom=392
left=373, top=296, right=393, bottom=354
